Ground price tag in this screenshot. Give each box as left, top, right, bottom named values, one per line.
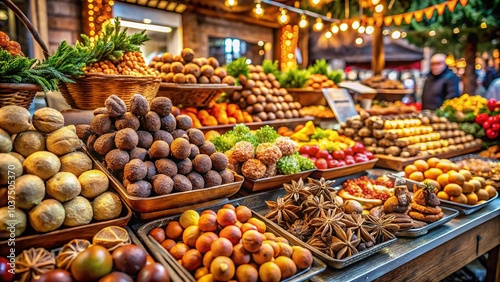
left=322, top=88, right=359, bottom=124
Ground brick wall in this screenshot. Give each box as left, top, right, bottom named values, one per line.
left=46, top=0, right=82, bottom=52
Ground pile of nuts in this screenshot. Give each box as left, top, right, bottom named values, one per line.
left=83, top=51, right=158, bottom=76
left=0, top=31, right=22, bottom=56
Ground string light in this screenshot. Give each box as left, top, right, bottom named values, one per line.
left=311, top=0, right=322, bottom=6
left=453, top=27, right=460, bottom=34
left=352, top=20, right=360, bottom=30
left=391, top=30, right=401, bottom=39
left=481, top=22, right=487, bottom=29
left=401, top=31, right=407, bottom=38
left=371, top=0, right=380, bottom=5
left=358, top=26, right=366, bottom=33
left=375, top=4, right=384, bottom=13
left=325, top=31, right=332, bottom=38
left=314, top=18, right=324, bottom=31
left=331, top=24, right=339, bottom=33
left=299, top=14, right=308, bottom=28
left=441, top=38, right=448, bottom=44
left=429, top=30, right=436, bottom=36
left=339, top=22, right=348, bottom=31
left=355, top=37, right=363, bottom=45
left=382, top=29, right=389, bottom=35
left=253, top=3, right=264, bottom=17
left=366, top=26, right=374, bottom=34
left=278, top=8, right=290, bottom=25
left=225, top=0, right=238, bottom=8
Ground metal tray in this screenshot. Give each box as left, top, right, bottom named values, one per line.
left=390, top=175, right=498, bottom=215
left=242, top=169, right=315, bottom=192
left=251, top=206, right=397, bottom=269
left=395, top=206, right=459, bottom=237
left=137, top=202, right=327, bottom=282
left=309, top=158, right=378, bottom=180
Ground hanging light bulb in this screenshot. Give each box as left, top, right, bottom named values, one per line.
left=358, top=26, right=365, bottom=33
left=366, top=25, right=374, bottom=34
left=401, top=31, right=407, bottom=38
left=331, top=24, right=339, bottom=33
left=375, top=4, right=384, bottom=13
left=371, top=0, right=381, bottom=5
left=391, top=30, right=401, bottom=39
left=339, top=22, right=348, bottom=31
left=278, top=8, right=290, bottom=25
left=225, top=0, right=238, bottom=8
left=299, top=14, right=308, bottom=28
left=355, top=37, right=364, bottom=45
left=253, top=3, right=264, bottom=17
left=382, top=29, right=389, bottom=35
left=352, top=20, right=360, bottom=30
left=311, top=0, right=322, bottom=6
left=314, top=18, right=324, bottom=31
left=325, top=31, right=332, bottom=38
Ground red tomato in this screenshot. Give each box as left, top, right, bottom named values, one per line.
left=299, top=146, right=310, bottom=155
left=364, top=151, right=374, bottom=160
left=328, top=159, right=339, bottom=168
left=315, top=158, right=328, bottom=169
left=326, top=154, right=334, bottom=160
left=353, top=142, right=365, bottom=153
left=315, top=149, right=330, bottom=159
left=337, top=160, right=346, bottom=167
left=354, top=153, right=368, bottom=163
left=345, top=158, right=356, bottom=165
left=344, top=147, right=354, bottom=156
left=309, top=145, right=320, bottom=156
left=332, top=150, right=345, bottom=160
left=309, top=156, right=317, bottom=163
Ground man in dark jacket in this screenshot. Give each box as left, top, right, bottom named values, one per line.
left=482, top=57, right=499, bottom=91
left=422, top=54, right=460, bottom=110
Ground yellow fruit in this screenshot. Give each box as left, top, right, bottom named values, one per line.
left=437, top=191, right=449, bottom=200
left=409, top=171, right=424, bottom=182
left=450, top=193, right=467, bottom=204
left=443, top=184, right=462, bottom=197
left=472, top=176, right=486, bottom=188
left=484, top=185, right=497, bottom=198
left=465, top=192, right=478, bottom=205
left=427, top=157, right=440, bottom=168
left=179, top=210, right=200, bottom=229
left=448, top=171, right=465, bottom=186
left=436, top=174, right=449, bottom=189
left=458, top=170, right=472, bottom=181
left=424, top=168, right=443, bottom=180
left=424, top=179, right=441, bottom=191
left=404, top=165, right=419, bottom=177
left=476, top=189, right=489, bottom=201
left=462, top=181, right=475, bottom=194
left=436, top=162, right=452, bottom=173
left=468, top=179, right=482, bottom=192
left=414, top=160, right=429, bottom=172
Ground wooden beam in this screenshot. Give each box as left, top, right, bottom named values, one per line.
left=188, top=5, right=283, bottom=29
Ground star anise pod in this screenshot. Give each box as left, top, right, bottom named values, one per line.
left=364, top=214, right=400, bottom=244
left=16, top=248, right=55, bottom=282
left=340, top=213, right=375, bottom=244
left=265, top=197, right=301, bottom=228
left=329, top=225, right=361, bottom=259
left=302, top=194, right=337, bottom=222
left=309, top=209, right=345, bottom=238
left=287, top=219, right=314, bottom=242
left=283, top=178, right=311, bottom=204
left=308, top=177, right=337, bottom=201
left=307, top=236, right=334, bottom=257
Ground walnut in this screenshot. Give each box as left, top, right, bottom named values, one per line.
left=104, top=95, right=127, bottom=117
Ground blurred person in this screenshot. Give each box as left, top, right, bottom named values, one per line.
left=485, top=77, right=500, bottom=100
left=481, top=56, right=499, bottom=91
left=422, top=53, right=460, bottom=110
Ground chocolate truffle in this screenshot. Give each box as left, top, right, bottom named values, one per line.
left=219, top=169, right=235, bottom=184
left=140, top=111, right=161, bottom=133
left=210, top=152, right=228, bottom=171
left=136, top=131, right=153, bottom=149
left=175, top=115, right=193, bottom=130
left=93, top=132, right=116, bottom=155
left=177, top=159, right=193, bottom=175
left=192, top=154, right=212, bottom=174
left=199, top=141, right=216, bottom=156
left=130, top=94, right=150, bottom=117
left=126, top=180, right=152, bottom=198
left=170, top=138, right=191, bottom=160
left=153, top=130, right=174, bottom=145
left=90, top=114, right=114, bottom=135
left=173, top=174, right=192, bottom=192
left=148, top=140, right=170, bottom=159
left=130, top=147, right=148, bottom=161
left=189, top=144, right=200, bottom=159
left=115, top=112, right=140, bottom=131
left=172, top=129, right=188, bottom=140
left=144, top=161, right=156, bottom=181
left=160, top=114, right=176, bottom=132
left=203, top=170, right=222, bottom=188
left=187, top=172, right=204, bottom=190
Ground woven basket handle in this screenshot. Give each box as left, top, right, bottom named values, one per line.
left=1, top=0, right=49, bottom=58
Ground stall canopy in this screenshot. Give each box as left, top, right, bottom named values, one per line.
left=308, top=30, right=424, bottom=70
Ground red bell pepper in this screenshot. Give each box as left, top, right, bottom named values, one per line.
left=486, top=128, right=499, bottom=139
left=475, top=113, right=489, bottom=125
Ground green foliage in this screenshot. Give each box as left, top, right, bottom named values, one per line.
left=254, top=125, right=280, bottom=144
left=308, top=59, right=329, bottom=76
left=327, top=70, right=344, bottom=84
left=262, top=60, right=281, bottom=78
left=279, top=67, right=310, bottom=88
left=226, top=57, right=249, bottom=85
left=211, top=124, right=258, bottom=152
left=276, top=152, right=314, bottom=174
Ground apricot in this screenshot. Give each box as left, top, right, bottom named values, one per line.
left=235, top=206, right=252, bottom=223
left=476, top=189, right=490, bottom=201
left=165, top=221, right=183, bottom=240
left=210, top=256, right=235, bottom=281
left=197, top=273, right=215, bottom=282
left=203, top=251, right=215, bottom=268
left=170, top=242, right=189, bottom=260
left=274, top=256, right=297, bottom=279
left=437, top=191, right=449, bottom=200
left=424, top=168, right=443, bottom=180
left=275, top=237, right=289, bottom=244
left=231, top=243, right=251, bottom=265
left=427, top=157, right=440, bottom=168
left=409, top=171, right=424, bottom=182
left=262, top=240, right=279, bottom=258
left=242, top=230, right=263, bottom=253
left=436, top=174, right=449, bottom=189
left=450, top=193, right=468, bottom=204
left=472, top=176, right=486, bottom=188
left=414, top=160, right=429, bottom=172
left=462, top=181, right=474, bottom=194
left=217, top=208, right=237, bottom=227
left=258, top=261, right=281, bottom=282
left=465, top=192, right=478, bottom=205
left=469, top=179, right=482, bottom=192
left=199, top=213, right=218, bottom=232
left=436, top=161, right=452, bottom=173
left=291, top=246, right=313, bottom=269
left=235, top=264, right=258, bottom=282
left=443, top=183, right=462, bottom=197
left=183, top=225, right=202, bottom=247
left=252, top=243, right=274, bottom=265
left=404, top=164, right=418, bottom=177
left=263, top=232, right=277, bottom=241
left=485, top=185, right=497, bottom=198
left=450, top=163, right=460, bottom=171
left=240, top=223, right=258, bottom=233
left=160, top=238, right=176, bottom=251
left=196, top=232, right=218, bottom=254
left=201, top=209, right=217, bottom=216
left=247, top=218, right=266, bottom=233
left=276, top=242, right=293, bottom=258
left=211, top=237, right=234, bottom=257
left=448, top=171, right=465, bottom=186
left=181, top=249, right=202, bottom=271
left=194, top=267, right=210, bottom=280
left=459, top=170, right=472, bottom=181
left=220, top=225, right=242, bottom=245
left=149, top=227, right=166, bottom=243
left=234, top=220, right=243, bottom=228
left=222, top=203, right=236, bottom=211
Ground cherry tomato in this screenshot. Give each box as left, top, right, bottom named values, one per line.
left=328, top=159, right=339, bottom=168
left=344, top=147, right=354, bottom=156
left=299, top=146, right=310, bottom=155
left=332, top=150, right=345, bottom=160
left=352, top=142, right=365, bottom=153
left=315, top=149, right=330, bottom=159
left=315, top=158, right=328, bottom=169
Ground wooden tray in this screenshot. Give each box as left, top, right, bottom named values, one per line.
left=137, top=202, right=327, bottom=282
left=243, top=169, right=315, bottom=192
left=310, top=158, right=378, bottom=180
left=84, top=146, right=243, bottom=213
left=375, top=143, right=482, bottom=171
left=199, top=116, right=314, bottom=134
left=0, top=200, right=131, bottom=256
left=286, top=88, right=327, bottom=106
left=157, top=83, right=241, bottom=107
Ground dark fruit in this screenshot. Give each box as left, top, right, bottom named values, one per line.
left=71, top=245, right=113, bottom=281
left=112, top=244, right=147, bottom=275
left=98, top=272, right=133, bottom=282
left=0, top=257, right=14, bottom=281
left=136, top=263, right=170, bottom=282
left=34, top=269, right=73, bottom=282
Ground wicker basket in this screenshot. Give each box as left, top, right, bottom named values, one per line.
left=0, top=0, right=50, bottom=109
left=157, top=83, right=241, bottom=107
left=59, top=73, right=161, bottom=110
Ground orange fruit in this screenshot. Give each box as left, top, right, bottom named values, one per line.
left=443, top=183, right=462, bottom=197
left=275, top=237, right=289, bottom=244
left=450, top=163, right=460, bottom=171
left=182, top=225, right=202, bottom=247
left=476, top=189, right=489, bottom=201
left=222, top=203, right=236, bottom=211
left=404, top=165, right=419, bottom=177
left=436, top=174, right=449, bottom=190
left=160, top=239, right=176, bottom=251
left=181, top=249, right=202, bottom=271
left=276, top=242, right=293, bottom=258
left=231, top=243, right=251, bottom=265
left=201, top=209, right=217, bottom=216
left=247, top=218, right=266, bottom=233
left=235, top=206, right=253, bottom=223
left=240, top=223, right=258, bottom=234
left=424, top=168, right=443, bottom=180
left=427, top=157, right=440, bottom=168
left=424, top=179, right=441, bottom=190
left=170, top=242, right=189, bottom=260
left=262, top=240, right=279, bottom=258
left=258, top=261, right=281, bottom=282
left=472, top=176, right=486, bottom=188
left=465, top=192, right=478, bottom=205
left=450, top=193, right=467, bottom=204
left=165, top=221, right=184, bottom=240
left=437, top=191, right=449, bottom=200
left=436, top=161, right=452, bottom=173
left=458, top=170, right=472, bottom=181
left=462, top=181, right=475, bottom=194
left=448, top=171, right=465, bottom=186
left=211, top=237, right=234, bottom=257
left=210, top=256, right=235, bottom=281
left=235, top=264, right=258, bottom=282
left=252, top=243, right=274, bottom=265
left=263, top=232, right=277, bottom=241
left=217, top=208, right=237, bottom=227
left=409, top=171, right=424, bottom=182
left=414, top=160, right=429, bottom=172
left=469, top=179, right=482, bottom=192
left=291, top=246, right=313, bottom=269
left=242, top=230, right=263, bottom=253
left=220, top=225, right=243, bottom=246
left=485, top=185, right=497, bottom=198
left=202, top=251, right=214, bottom=268
left=195, top=232, right=218, bottom=254
left=194, top=267, right=210, bottom=280
left=274, top=256, right=297, bottom=279
left=198, top=213, right=218, bottom=232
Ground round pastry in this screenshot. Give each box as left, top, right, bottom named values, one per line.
left=63, top=196, right=93, bottom=227
left=15, top=174, right=45, bottom=210
left=410, top=202, right=442, bottom=215
left=46, top=126, right=82, bottom=156
left=408, top=210, right=444, bottom=222
left=23, top=151, right=60, bottom=181
left=78, top=169, right=109, bottom=199
left=13, top=130, right=45, bottom=157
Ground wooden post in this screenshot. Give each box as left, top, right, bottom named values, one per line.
left=463, top=33, right=478, bottom=95
left=371, top=0, right=385, bottom=75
